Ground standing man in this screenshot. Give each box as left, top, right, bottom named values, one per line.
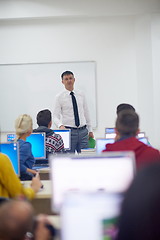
left=53, top=71, right=94, bottom=153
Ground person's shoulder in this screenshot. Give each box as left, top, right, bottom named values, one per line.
left=74, top=89, right=82, bottom=94
left=136, top=140, right=160, bottom=156
left=19, top=140, right=31, bottom=150
left=0, top=153, right=14, bottom=170
left=74, top=89, right=84, bottom=97
left=146, top=144, right=160, bottom=154
left=47, top=133, right=62, bottom=141
left=55, top=90, right=66, bottom=98
left=33, top=128, right=38, bottom=133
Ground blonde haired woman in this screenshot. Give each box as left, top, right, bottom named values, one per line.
left=15, top=114, right=37, bottom=180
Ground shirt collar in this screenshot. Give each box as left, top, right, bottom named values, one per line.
left=65, top=89, right=75, bottom=95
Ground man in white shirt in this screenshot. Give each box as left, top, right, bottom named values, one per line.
left=53, top=71, right=94, bottom=153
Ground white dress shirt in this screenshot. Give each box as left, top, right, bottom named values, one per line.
left=53, top=89, right=92, bottom=132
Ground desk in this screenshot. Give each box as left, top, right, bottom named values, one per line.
left=80, top=148, right=96, bottom=155
left=36, top=167, right=50, bottom=180
left=23, top=180, right=53, bottom=214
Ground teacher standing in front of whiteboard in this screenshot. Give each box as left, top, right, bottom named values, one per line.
left=53, top=71, right=94, bottom=153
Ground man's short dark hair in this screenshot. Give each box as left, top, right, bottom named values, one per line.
left=36, top=109, right=51, bottom=127
left=116, top=110, right=139, bottom=136
left=116, top=103, right=135, bottom=115
left=61, top=71, right=74, bottom=79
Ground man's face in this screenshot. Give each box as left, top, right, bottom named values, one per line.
left=62, top=74, right=75, bottom=91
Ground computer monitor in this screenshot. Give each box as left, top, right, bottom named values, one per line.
left=50, top=152, right=135, bottom=212
left=61, top=192, right=123, bottom=240
left=53, top=129, right=71, bottom=150
left=96, top=138, right=115, bottom=154
left=0, top=142, right=20, bottom=175
left=137, top=132, right=145, bottom=138
left=105, top=128, right=115, bottom=134
left=105, top=132, right=116, bottom=139
left=26, top=133, right=46, bottom=160
left=105, top=128, right=116, bottom=139
left=138, top=137, right=149, bottom=145
left=105, top=128, right=145, bottom=139
left=0, top=131, right=15, bottom=142
left=6, top=132, right=46, bottom=160
left=7, top=133, right=16, bottom=142
left=97, top=136, right=149, bottom=154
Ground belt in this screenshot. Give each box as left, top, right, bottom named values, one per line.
left=65, top=125, right=86, bottom=130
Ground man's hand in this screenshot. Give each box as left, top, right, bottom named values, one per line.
left=89, top=132, right=94, bottom=139
left=59, top=125, right=66, bottom=130
left=34, top=214, right=54, bottom=240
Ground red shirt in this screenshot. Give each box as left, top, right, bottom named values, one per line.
left=103, top=137, right=160, bottom=169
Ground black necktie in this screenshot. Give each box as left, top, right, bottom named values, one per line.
left=70, top=91, right=80, bottom=127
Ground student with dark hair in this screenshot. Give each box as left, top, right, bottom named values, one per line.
left=117, top=162, right=160, bottom=240
left=116, top=103, right=135, bottom=115
left=103, top=110, right=160, bottom=168
left=53, top=71, right=94, bottom=153
left=33, top=109, right=64, bottom=158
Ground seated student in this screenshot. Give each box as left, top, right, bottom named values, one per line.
left=0, top=199, right=54, bottom=240
left=0, top=153, right=41, bottom=200
left=33, top=109, right=64, bottom=159
left=15, top=114, right=37, bottom=180
left=103, top=110, right=160, bottom=169
left=116, top=103, right=135, bottom=115
left=117, top=162, right=160, bottom=240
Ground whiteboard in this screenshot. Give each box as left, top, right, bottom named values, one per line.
left=0, top=61, right=97, bottom=131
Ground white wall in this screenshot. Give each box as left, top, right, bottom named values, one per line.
left=0, top=1, right=160, bottom=148
left=151, top=14, right=160, bottom=149
left=0, top=0, right=159, bottom=19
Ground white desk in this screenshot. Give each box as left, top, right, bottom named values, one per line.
left=80, top=148, right=96, bottom=155
left=23, top=180, right=53, bottom=214
left=23, top=180, right=52, bottom=199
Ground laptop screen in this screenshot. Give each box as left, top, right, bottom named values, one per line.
left=138, top=137, right=149, bottom=145
left=105, top=128, right=145, bottom=139
left=97, top=135, right=149, bottom=154
left=50, top=152, right=135, bottom=212
left=53, top=129, right=71, bottom=150
left=105, top=128, right=116, bottom=139
left=105, top=128, right=115, bottom=134
left=137, top=132, right=145, bottom=138
left=61, top=192, right=123, bottom=240
left=0, top=142, right=20, bottom=175
left=96, top=138, right=115, bottom=154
